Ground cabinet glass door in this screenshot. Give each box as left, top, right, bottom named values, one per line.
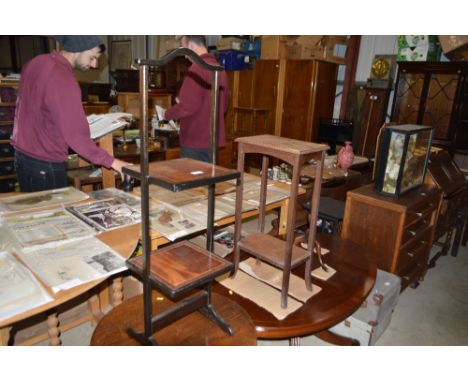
left=422, top=73, right=459, bottom=141
left=393, top=72, right=425, bottom=125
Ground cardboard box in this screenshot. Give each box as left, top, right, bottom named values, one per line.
left=288, top=35, right=348, bottom=64
left=397, top=35, right=441, bottom=61
left=165, top=37, right=180, bottom=51
left=217, top=37, right=243, bottom=51
left=438, top=36, right=468, bottom=53
left=398, top=35, right=438, bottom=48
left=288, top=42, right=322, bottom=60
left=320, top=36, right=348, bottom=64
left=260, top=36, right=290, bottom=59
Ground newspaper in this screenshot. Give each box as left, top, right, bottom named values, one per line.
left=66, top=198, right=141, bottom=232
left=87, top=112, right=132, bottom=139
left=239, top=184, right=289, bottom=206
left=0, top=251, right=53, bottom=322
left=2, top=208, right=96, bottom=248
left=148, top=200, right=206, bottom=241
left=143, top=185, right=205, bottom=207
left=16, top=237, right=127, bottom=293
left=178, top=197, right=256, bottom=222
left=90, top=188, right=141, bottom=208
left=0, top=187, right=90, bottom=215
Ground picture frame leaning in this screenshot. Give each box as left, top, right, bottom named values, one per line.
left=111, top=40, right=132, bottom=71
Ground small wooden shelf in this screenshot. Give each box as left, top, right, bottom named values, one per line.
left=127, top=241, right=233, bottom=299
left=238, top=233, right=309, bottom=268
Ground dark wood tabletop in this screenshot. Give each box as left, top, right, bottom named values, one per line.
left=213, top=233, right=377, bottom=340
left=90, top=291, right=257, bottom=346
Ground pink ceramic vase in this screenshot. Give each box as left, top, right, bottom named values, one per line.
left=337, top=141, right=354, bottom=174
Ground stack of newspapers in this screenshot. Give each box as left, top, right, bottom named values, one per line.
left=87, top=112, right=133, bottom=139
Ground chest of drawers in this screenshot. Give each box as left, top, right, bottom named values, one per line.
left=341, top=183, right=441, bottom=291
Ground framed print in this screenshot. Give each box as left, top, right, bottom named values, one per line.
left=111, top=40, right=132, bottom=71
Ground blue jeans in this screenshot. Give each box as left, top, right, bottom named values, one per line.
left=14, top=151, right=68, bottom=192
left=180, top=147, right=216, bottom=163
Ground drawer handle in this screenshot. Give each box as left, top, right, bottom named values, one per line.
left=403, top=276, right=410, bottom=281
left=415, top=204, right=435, bottom=217
left=407, top=251, right=414, bottom=258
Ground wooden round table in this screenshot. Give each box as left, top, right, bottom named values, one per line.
left=90, top=291, right=257, bottom=346
left=213, top=234, right=377, bottom=343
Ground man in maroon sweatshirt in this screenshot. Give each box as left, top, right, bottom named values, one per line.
left=11, top=35, right=130, bottom=192
left=164, top=36, right=229, bottom=163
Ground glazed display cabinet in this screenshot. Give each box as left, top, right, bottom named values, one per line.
left=391, top=62, right=468, bottom=153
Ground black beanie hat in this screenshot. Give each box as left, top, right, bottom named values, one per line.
left=55, top=35, right=101, bottom=53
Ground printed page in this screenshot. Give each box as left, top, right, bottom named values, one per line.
left=0, top=251, right=52, bottom=322
left=16, top=237, right=127, bottom=293
left=148, top=200, right=206, bottom=241
left=0, top=187, right=89, bottom=214
left=66, top=198, right=141, bottom=232
left=3, top=208, right=96, bottom=248
left=87, top=112, right=133, bottom=139
left=90, top=188, right=141, bottom=208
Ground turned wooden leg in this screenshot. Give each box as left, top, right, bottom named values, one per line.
left=88, top=293, right=104, bottom=323
left=315, top=329, right=360, bottom=346
left=278, top=200, right=289, bottom=236
left=111, top=277, right=124, bottom=306
left=289, top=337, right=301, bottom=346
left=47, top=312, right=61, bottom=346
left=0, top=327, right=12, bottom=346
left=268, top=217, right=280, bottom=237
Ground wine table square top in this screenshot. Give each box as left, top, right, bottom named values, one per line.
left=127, top=240, right=233, bottom=298
left=123, top=158, right=240, bottom=192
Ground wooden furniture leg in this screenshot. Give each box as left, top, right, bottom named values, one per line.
left=462, top=216, right=468, bottom=246
left=289, top=337, right=301, bottom=346
left=0, top=327, right=11, bottom=346
left=88, top=293, right=104, bottom=323
left=278, top=198, right=289, bottom=236
left=47, top=312, right=61, bottom=346
left=315, top=329, right=360, bottom=346
left=451, top=205, right=468, bottom=256
left=111, top=277, right=124, bottom=306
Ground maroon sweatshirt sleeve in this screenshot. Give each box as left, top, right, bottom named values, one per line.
left=46, top=75, right=114, bottom=168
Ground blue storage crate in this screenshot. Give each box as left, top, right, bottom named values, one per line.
left=218, top=50, right=246, bottom=71
left=242, top=39, right=261, bottom=60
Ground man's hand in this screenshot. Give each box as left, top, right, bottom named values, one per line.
left=111, top=158, right=133, bottom=179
